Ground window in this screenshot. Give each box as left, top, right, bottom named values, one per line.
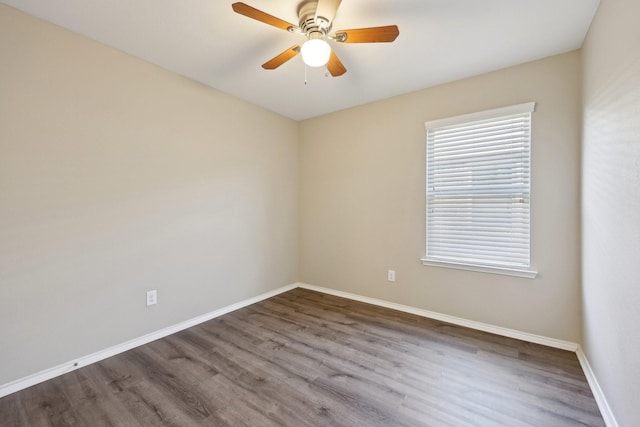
left=422, top=102, right=537, bottom=278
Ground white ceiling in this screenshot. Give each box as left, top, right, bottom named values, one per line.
left=2, top=0, right=599, bottom=120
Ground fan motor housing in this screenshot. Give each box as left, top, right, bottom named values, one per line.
left=297, top=0, right=331, bottom=38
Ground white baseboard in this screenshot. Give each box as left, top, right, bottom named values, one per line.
left=576, top=346, right=619, bottom=427
left=303, top=282, right=625, bottom=425
left=299, top=283, right=624, bottom=423
left=297, top=283, right=578, bottom=352
left=3, top=280, right=613, bottom=427
left=0, top=283, right=297, bottom=399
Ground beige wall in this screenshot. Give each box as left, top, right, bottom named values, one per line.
left=0, top=5, right=298, bottom=385
left=582, top=0, right=640, bottom=425
left=300, top=51, right=583, bottom=343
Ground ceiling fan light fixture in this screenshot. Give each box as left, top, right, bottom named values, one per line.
left=232, top=2, right=399, bottom=76
left=301, top=38, right=331, bottom=67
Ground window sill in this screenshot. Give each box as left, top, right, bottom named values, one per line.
left=420, top=259, right=538, bottom=279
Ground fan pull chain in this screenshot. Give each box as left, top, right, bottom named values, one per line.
left=304, top=63, right=308, bottom=85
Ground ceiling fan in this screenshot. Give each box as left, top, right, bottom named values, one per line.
left=231, top=1, right=399, bottom=76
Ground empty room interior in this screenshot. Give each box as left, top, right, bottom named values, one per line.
left=0, top=0, right=638, bottom=426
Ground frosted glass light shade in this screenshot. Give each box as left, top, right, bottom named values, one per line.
left=300, top=39, right=331, bottom=67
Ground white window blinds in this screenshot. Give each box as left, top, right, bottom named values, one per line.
left=424, top=102, right=535, bottom=275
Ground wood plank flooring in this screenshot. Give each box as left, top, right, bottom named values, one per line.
left=0, top=288, right=605, bottom=426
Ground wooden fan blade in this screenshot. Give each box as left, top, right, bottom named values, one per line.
left=327, top=50, right=346, bottom=77
left=232, top=2, right=296, bottom=32
left=262, top=45, right=300, bottom=70
left=335, top=25, right=399, bottom=43
left=315, top=0, right=342, bottom=23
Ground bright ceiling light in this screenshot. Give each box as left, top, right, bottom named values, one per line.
left=300, top=38, right=331, bottom=67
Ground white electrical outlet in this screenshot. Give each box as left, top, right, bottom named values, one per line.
left=387, top=270, right=396, bottom=282
left=146, top=290, right=157, bottom=306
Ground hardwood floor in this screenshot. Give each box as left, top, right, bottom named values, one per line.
left=0, top=288, right=605, bottom=426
